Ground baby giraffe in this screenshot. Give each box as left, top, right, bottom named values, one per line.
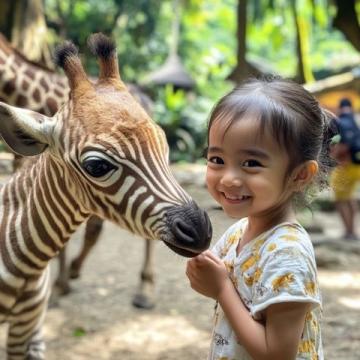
left=0, top=33, right=211, bottom=360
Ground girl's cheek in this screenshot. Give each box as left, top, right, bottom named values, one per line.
left=206, top=174, right=218, bottom=191
left=205, top=169, right=214, bottom=186
left=205, top=173, right=219, bottom=199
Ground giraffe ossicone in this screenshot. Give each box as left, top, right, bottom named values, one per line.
left=0, top=33, right=211, bottom=359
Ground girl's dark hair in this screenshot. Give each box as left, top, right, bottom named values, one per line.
left=208, top=76, right=338, bottom=208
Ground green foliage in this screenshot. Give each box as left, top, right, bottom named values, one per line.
left=181, top=0, right=237, bottom=91
left=45, top=0, right=164, bottom=77
left=247, top=0, right=359, bottom=79
left=0, top=141, right=6, bottom=152
left=43, top=0, right=360, bottom=163
left=153, top=85, right=213, bottom=163
left=151, top=77, right=232, bottom=163
left=72, top=327, right=87, bottom=337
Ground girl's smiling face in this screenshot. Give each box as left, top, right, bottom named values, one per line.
left=206, top=116, right=293, bottom=220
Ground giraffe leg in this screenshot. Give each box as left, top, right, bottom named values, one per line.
left=7, top=276, right=50, bottom=360
left=53, top=248, right=71, bottom=296
left=132, top=238, right=156, bottom=310
left=7, top=324, right=45, bottom=360
left=69, top=216, right=104, bottom=279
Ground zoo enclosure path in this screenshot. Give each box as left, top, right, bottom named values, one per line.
left=0, top=163, right=359, bottom=359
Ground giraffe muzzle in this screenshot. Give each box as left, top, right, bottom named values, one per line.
left=163, top=201, right=212, bottom=257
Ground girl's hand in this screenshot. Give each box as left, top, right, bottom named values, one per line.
left=186, top=250, right=232, bottom=300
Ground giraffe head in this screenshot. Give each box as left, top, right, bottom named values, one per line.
left=0, top=33, right=212, bottom=257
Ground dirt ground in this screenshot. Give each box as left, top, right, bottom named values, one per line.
left=0, top=164, right=360, bottom=359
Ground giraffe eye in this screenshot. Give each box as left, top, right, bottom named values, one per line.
left=81, top=157, right=117, bottom=178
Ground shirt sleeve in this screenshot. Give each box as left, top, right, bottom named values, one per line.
left=250, top=244, right=321, bottom=319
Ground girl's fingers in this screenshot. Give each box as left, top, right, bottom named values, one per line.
left=186, top=271, right=201, bottom=289
left=186, top=259, right=195, bottom=269
left=188, top=257, right=198, bottom=266
left=186, top=265, right=200, bottom=282
left=187, top=258, right=202, bottom=271
left=194, top=252, right=207, bottom=263
left=190, top=254, right=207, bottom=268
left=185, top=268, right=194, bottom=282
left=195, top=250, right=216, bottom=263
left=203, top=250, right=222, bottom=265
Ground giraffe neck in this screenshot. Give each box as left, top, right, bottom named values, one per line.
left=0, top=154, right=90, bottom=279
left=0, top=34, right=69, bottom=116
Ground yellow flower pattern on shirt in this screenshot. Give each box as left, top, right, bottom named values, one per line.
left=272, top=273, right=295, bottom=292
left=251, top=238, right=265, bottom=252
left=253, top=268, right=262, bottom=282
left=240, top=253, right=260, bottom=272
left=267, top=243, right=276, bottom=252
left=305, top=281, right=317, bottom=296
left=220, top=229, right=242, bottom=259
left=209, top=219, right=323, bottom=360
left=298, top=339, right=316, bottom=354
left=279, top=234, right=299, bottom=241
left=224, top=261, right=237, bottom=287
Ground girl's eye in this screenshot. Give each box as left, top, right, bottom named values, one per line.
left=243, top=159, right=262, bottom=167
left=208, top=156, right=224, bottom=165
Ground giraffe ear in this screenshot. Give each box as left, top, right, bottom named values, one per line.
left=0, top=102, right=54, bottom=156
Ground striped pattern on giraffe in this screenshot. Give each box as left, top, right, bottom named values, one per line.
left=0, top=32, right=157, bottom=308
left=0, top=33, right=211, bottom=360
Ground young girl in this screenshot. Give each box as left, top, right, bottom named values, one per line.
left=186, top=76, right=336, bottom=360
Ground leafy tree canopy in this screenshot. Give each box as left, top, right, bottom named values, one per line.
left=43, top=0, right=359, bottom=162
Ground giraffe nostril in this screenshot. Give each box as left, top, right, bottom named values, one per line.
left=171, top=218, right=198, bottom=245
left=166, top=202, right=212, bottom=252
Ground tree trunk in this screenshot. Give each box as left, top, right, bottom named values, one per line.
left=333, top=0, right=360, bottom=52
left=12, top=0, right=53, bottom=67
left=290, top=0, right=314, bottom=84
left=228, top=0, right=261, bottom=83
left=8, top=0, right=53, bottom=68
left=0, top=2, right=16, bottom=39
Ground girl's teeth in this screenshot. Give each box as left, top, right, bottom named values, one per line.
left=228, top=195, right=239, bottom=200
left=225, top=194, right=249, bottom=200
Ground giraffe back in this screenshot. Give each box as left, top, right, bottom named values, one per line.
left=0, top=33, right=152, bottom=117
left=0, top=33, right=68, bottom=116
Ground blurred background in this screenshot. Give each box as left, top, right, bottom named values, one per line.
left=0, top=0, right=359, bottom=162
left=0, top=0, right=359, bottom=359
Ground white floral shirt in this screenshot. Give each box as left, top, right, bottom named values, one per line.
left=209, top=218, right=323, bottom=360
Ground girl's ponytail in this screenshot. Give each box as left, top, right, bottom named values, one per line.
left=320, top=108, right=338, bottom=158
left=317, top=108, right=338, bottom=190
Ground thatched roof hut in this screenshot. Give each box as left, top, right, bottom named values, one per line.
left=304, top=67, right=360, bottom=112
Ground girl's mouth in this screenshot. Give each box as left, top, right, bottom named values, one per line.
left=222, top=193, right=251, bottom=203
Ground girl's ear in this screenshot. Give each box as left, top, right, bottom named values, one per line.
left=0, top=102, right=54, bottom=156
left=291, top=160, right=318, bottom=192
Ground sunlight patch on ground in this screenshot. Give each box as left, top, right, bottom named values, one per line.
left=318, top=270, right=360, bottom=289
left=104, top=314, right=210, bottom=351
left=43, top=308, right=67, bottom=340
left=50, top=314, right=211, bottom=359
left=1, top=311, right=211, bottom=359
left=337, top=296, right=360, bottom=310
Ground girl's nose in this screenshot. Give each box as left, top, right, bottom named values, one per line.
left=220, top=169, right=242, bottom=187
